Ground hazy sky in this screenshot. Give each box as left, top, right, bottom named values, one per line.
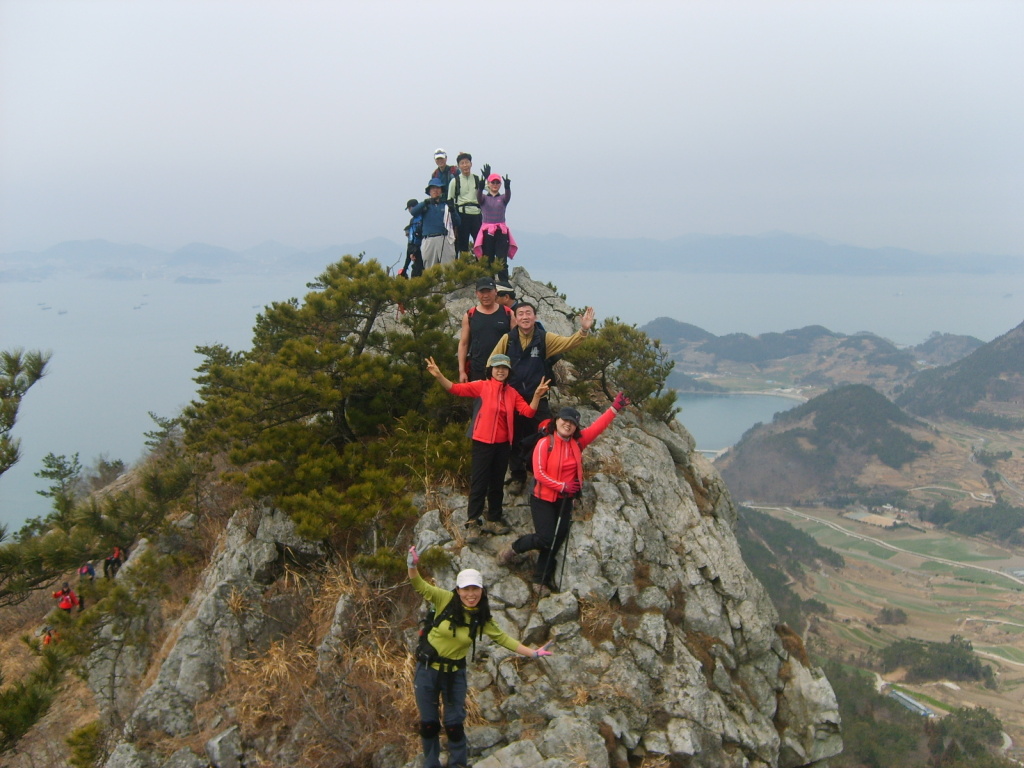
left=1, top=0, right=1022, bottom=256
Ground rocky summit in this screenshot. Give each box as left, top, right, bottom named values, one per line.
left=93, top=269, right=841, bottom=768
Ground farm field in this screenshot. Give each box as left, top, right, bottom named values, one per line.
left=755, top=504, right=1024, bottom=747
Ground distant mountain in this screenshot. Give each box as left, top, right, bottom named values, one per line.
left=517, top=231, right=1024, bottom=275
left=641, top=317, right=716, bottom=344
left=717, top=384, right=935, bottom=504
left=897, top=319, right=1024, bottom=429
left=910, top=332, right=985, bottom=366
left=643, top=319, right=923, bottom=397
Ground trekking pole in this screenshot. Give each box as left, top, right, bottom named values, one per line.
left=556, top=495, right=574, bottom=593
left=543, top=497, right=568, bottom=590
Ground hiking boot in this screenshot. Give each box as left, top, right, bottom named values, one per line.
left=464, top=518, right=482, bottom=534
left=505, top=474, right=526, bottom=496
left=497, top=545, right=521, bottom=566
left=482, top=518, right=511, bottom=535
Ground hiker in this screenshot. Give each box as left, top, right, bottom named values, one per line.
left=42, top=627, right=59, bottom=646
left=473, top=173, right=517, bottom=282
left=494, top=281, right=519, bottom=316
left=411, top=179, right=461, bottom=269
left=447, top=152, right=483, bottom=257
left=499, top=395, right=629, bottom=596
left=457, top=277, right=514, bottom=382
left=52, top=582, right=80, bottom=613
left=408, top=545, right=552, bottom=768
left=104, top=546, right=124, bottom=578
left=78, top=561, right=95, bottom=582
left=399, top=198, right=424, bottom=278
left=490, top=303, right=596, bottom=494
left=430, top=148, right=458, bottom=201
left=425, top=354, right=550, bottom=535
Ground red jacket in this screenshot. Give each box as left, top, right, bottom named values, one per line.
left=449, top=379, right=536, bottom=444
left=53, top=588, right=79, bottom=611
left=532, top=407, right=617, bottom=502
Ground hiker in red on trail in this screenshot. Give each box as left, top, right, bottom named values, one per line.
left=499, top=393, right=630, bottom=597
left=426, top=354, right=550, bottom=536
left=52, top=582, right=80, bottom=613
left=104, top=546, right=124, bottom=578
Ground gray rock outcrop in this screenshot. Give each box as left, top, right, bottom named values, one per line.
left=97, top=267, right=841, bottom=768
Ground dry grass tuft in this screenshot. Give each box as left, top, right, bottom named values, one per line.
left=579, top=598, right=618, bottom=644
left=232, top=639, right=317, bottom=726
left=638, top=753, right=671, bottom=768
left=775, top=623, right=810, bottom=666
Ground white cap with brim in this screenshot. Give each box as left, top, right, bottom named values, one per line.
left=456, top=568, right=484, bottom=589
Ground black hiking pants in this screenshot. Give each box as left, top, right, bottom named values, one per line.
left=468, top=441, right=511, bottom=523
left=480, top=229, right=510, bottom=282
left=512, top=495, right=572, bottom=587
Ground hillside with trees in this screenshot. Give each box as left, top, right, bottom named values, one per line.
left=897, top=320, right=1024, bottom=429
left=717, top=384, right=938, bottom=504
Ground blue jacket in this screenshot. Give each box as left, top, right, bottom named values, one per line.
left=410, top=198, right=460, bottom=238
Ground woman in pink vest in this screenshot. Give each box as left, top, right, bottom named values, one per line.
left=499, top=393, right=628, bottom=596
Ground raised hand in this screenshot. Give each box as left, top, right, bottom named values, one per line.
left=534, top=376, right=551, bottom=399
left=612, top=392, right=630, bottom=411
left=425, top=357, right=441, bottom=378
left=580, top=306, right=596, bottom=332
left=407, top=545, right=419, bottom=568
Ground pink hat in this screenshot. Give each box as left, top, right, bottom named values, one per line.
left=487, top=173, right=502, bottom=183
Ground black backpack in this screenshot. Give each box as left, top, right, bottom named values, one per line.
left=416, top=592, right=483, bottom=671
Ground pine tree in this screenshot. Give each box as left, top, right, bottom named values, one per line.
left=184, top=256, right=484, bottom=540
left=0, top=348, right=50, bottom=479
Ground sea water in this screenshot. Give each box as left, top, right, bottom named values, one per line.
left=2, top=269, right=1021, bottom=529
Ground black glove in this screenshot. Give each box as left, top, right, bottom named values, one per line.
left=476, top=175, right=485, bottom=191
left=482, top=163, right=491, bottom=178
left=503, top=175, right=511, bottom=190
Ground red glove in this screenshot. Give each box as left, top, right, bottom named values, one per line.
left=612, top=392, right=630, bottom=411
left=563, top=479, right=582, bottom=496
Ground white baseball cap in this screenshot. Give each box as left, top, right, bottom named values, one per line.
left=434, top=148, right=447, bottom=158
left=456, top=568, right=484, bottom=589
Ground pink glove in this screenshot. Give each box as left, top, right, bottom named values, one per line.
left=407, top=546, right=419, bottom=568
left=563, top=479, right=582, bottom=496
left=612, top=392, right=630, bottom=411
left=534, top=642, right=553, bottom=658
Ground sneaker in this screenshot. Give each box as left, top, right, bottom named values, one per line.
left=482, top=518, right=511, bottom=535
left=497, top=545, right=520, bottom=566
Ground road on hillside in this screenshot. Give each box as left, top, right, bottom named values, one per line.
left=751, top=505, right=1024, bottom=588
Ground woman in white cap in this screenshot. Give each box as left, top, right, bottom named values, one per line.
left=407, top=545, right=552, bottom=768
left=426, top=355, right=549, bottom=535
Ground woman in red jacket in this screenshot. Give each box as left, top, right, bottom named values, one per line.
left=499, top=393, right=628, bottom=595
left=426, top=354, right=549, bottom=535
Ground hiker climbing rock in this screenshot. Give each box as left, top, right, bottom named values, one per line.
left=408, top=545, right=551, bottom=768
left=499, top=393, right=629, bottom=596
left=52, top=582, right=80, bottom=613
left=79, top=560, right=96, bottom=582
left=426, top=354, right=549, bottom=536
left=399, top=198, right=424, bottom=278
left=473, top=172, right=516, bottom=282
left=458, top=277, right=514, bottom=383
left=411, top=179, right=460, bottom=269
left=104, top=546, right=124, bottom=578
left=447, top=152, right=483, bottom=258
left=490, top=303, right=596, bottom=494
